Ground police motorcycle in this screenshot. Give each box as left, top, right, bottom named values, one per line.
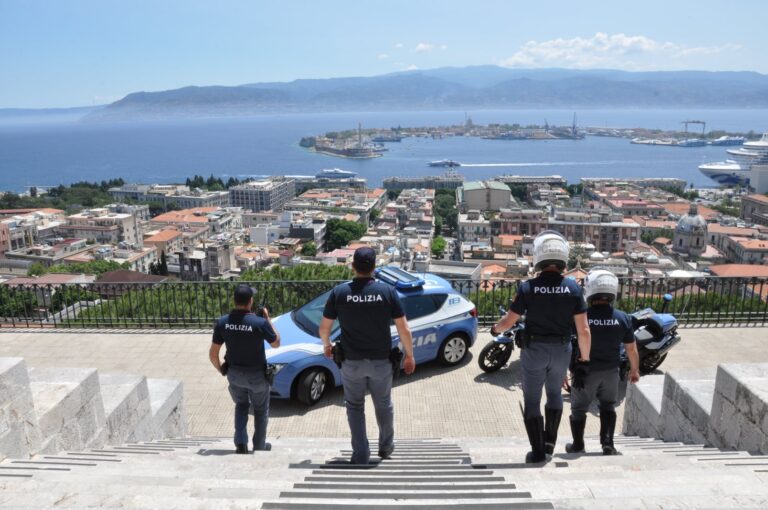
left=621, top=293, right=681, bottom=378
left=477, top=306, right=523, bottom=373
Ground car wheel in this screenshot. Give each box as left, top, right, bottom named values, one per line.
left=296, top=368, right=328, bottom=406
left=438, top=334, right=468, bottom=366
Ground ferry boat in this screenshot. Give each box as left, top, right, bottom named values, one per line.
left=429, top=159, right=461, bottom=167
left=316, top=168, right=358, bottom=179
left=709, top=136, right=746, bottom=146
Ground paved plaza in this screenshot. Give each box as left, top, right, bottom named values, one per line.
left=0, top=326, right=766, bottom=439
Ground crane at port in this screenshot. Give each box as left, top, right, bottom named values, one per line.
left=681, top=120, right=706, bottom=136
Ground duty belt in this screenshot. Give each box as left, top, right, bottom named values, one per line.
left=526, top=334, right=570, bottom=344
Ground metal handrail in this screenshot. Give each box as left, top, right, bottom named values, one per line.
left=1, top=276, right=766, bottom=329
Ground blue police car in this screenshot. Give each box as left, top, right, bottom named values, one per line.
left=266, top=266, right=478, bottom=405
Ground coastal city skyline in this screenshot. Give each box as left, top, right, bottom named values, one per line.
left=2, top=0, right=767, bottom=108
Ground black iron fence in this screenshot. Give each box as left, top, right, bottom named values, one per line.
left=1, top=276, right=767, bottom=330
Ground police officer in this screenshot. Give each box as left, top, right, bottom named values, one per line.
left=566, top=269, right=640, bottom=455
left=209, top=284, right=280, bottom=454
left=319, top=247, right=416, bottom=465
left=490, top=231, right=591, bottom=463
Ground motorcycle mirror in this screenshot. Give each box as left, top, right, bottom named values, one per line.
left=498, top=305, right=506, bottom=315
left=663, top=294, right=673, bottom=302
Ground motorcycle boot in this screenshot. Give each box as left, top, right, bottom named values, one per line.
left=600, top=409, right=618, bottom=455
left=543, top=407, right=562, bottom=455
left=565, top=416, right=587, bottom=453
left=523, top=416, right=547, bottom=463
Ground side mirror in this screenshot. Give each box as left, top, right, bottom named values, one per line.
left=498, top=305, right=506, bottom=316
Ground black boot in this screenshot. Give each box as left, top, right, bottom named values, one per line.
left=600, top=409, right=618, bottom=455
left=523, top=416, right=547, bottom=463
left=235, top=444, right=248, bottom=454
left=544, top=407, right=562, bottom=456
left=565, top=416, right=586, bottom=453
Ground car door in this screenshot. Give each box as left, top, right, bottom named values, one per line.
left=394, top=293, right=447, bottom=363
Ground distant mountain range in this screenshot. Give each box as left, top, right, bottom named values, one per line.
left=49, top=66, right=768, bottom=121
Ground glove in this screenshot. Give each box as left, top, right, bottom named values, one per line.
left=571, top=360, right=590, bottom=389
left=220, top=361, right=229, bottom=376
left=490, top=325, right=499, bottom=336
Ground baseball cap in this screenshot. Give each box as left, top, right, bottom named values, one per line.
left=233, top=284, right=254, bottom=305
left=353, top=246, right=376, bottom=270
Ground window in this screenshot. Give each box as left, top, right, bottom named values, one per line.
left=401, top=294, right=448, bottom=321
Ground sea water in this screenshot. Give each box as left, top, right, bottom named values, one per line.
left=1, top=108, right=766, bottom=192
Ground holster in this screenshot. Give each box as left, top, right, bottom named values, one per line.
left=331, top=342, right=345, bottom=368
left=389, top=347, right=404, bottom=378
left=265, top=363, right=277, bottom=386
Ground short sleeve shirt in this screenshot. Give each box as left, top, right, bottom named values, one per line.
left=587, top=305, right=635, bottom=371
left=212, top=309, right=277, bottom=369
left=509, top=272, right=587, bottom=338
left=322, top=277, right=405, bottom=360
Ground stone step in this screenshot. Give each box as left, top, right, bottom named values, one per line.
left=0, top=358, right=41, bottom=461
left=27, top=367, right=107, bottom=454
left=98, top=374, right=154, bottom=444
left=660, top=367, right=717, bottom=444
left=146, top=378, right=186, bottom=439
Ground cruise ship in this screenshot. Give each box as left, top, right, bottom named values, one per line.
left=698, top=133, right=768, bottom=185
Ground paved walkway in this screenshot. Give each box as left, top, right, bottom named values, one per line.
left=0, top=327, right=765, bottom=439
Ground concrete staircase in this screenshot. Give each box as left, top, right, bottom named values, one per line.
left=0, top=436, right=766, bottom=509
left=0, top=357, right=186, bottom=462
left=3, top=356, right=768, bottom=508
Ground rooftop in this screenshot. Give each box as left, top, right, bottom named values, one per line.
left=708, top=264, right=768, bottom=278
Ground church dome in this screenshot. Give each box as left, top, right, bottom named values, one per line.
left=675, top=203, right=707, bottom=233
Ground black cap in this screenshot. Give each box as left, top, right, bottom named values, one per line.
left=353, top=246, right=376, bottom=271
left=233, top=284, right=254, bottom=305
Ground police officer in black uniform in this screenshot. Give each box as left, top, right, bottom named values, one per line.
left=319, top=247, right=416, bottom=465
left=566, top=269, right=640, bottom=455
left=209, top=284, right=280, bottom=454
left=490, top=231, right=591, bottom=463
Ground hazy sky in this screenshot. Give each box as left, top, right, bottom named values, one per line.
left=1, top=0, right=766, bottom=108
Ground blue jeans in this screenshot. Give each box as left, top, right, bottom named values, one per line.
left=227, top=366, right=270, bottom=450
left=521, top=341, right=572, bottom=418
left=341, top=359, right=394, bottom=464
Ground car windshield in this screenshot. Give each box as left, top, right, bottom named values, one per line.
left=291, top=289, right=340, bottom=338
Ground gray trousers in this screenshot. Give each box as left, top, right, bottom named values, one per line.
left=341, top=359, right=394, bottom=464
left=227, top=367, right=270, bottom=450
left=521, top=341, right=572, bottom=418
left=570, top=367, right=619, bottom=420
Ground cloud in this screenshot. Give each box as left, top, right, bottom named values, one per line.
left=395, top=42, right=404, bottom=49
left=440, top=44, right=448, bottom=51
left=499, top=32, right=741, bottom=69
left=377, top=53, right=390, bottom=60
left=415, top=42, right=436, bottom=53
left=403, top=64, right=419, bottom=71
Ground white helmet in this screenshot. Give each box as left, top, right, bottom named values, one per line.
left=532, top=230, right=569, bottom=271
left=584, top=269, right=619, bottom=303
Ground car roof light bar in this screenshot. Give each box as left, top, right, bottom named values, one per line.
left=375, top=266, right=425, bottom=290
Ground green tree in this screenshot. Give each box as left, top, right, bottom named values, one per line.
left=28, top=263, right=46, bottom=276
left=508, top=184, right=528, bottom=202
left=300, top=241, right=317, bottom=257
left=325, top=219, right=367, bottom=251
left=641, top=228, right=674, bottom=245
left=369, top=208, right=381, bottom=222
left=431, top=236, right=447, bottom=258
